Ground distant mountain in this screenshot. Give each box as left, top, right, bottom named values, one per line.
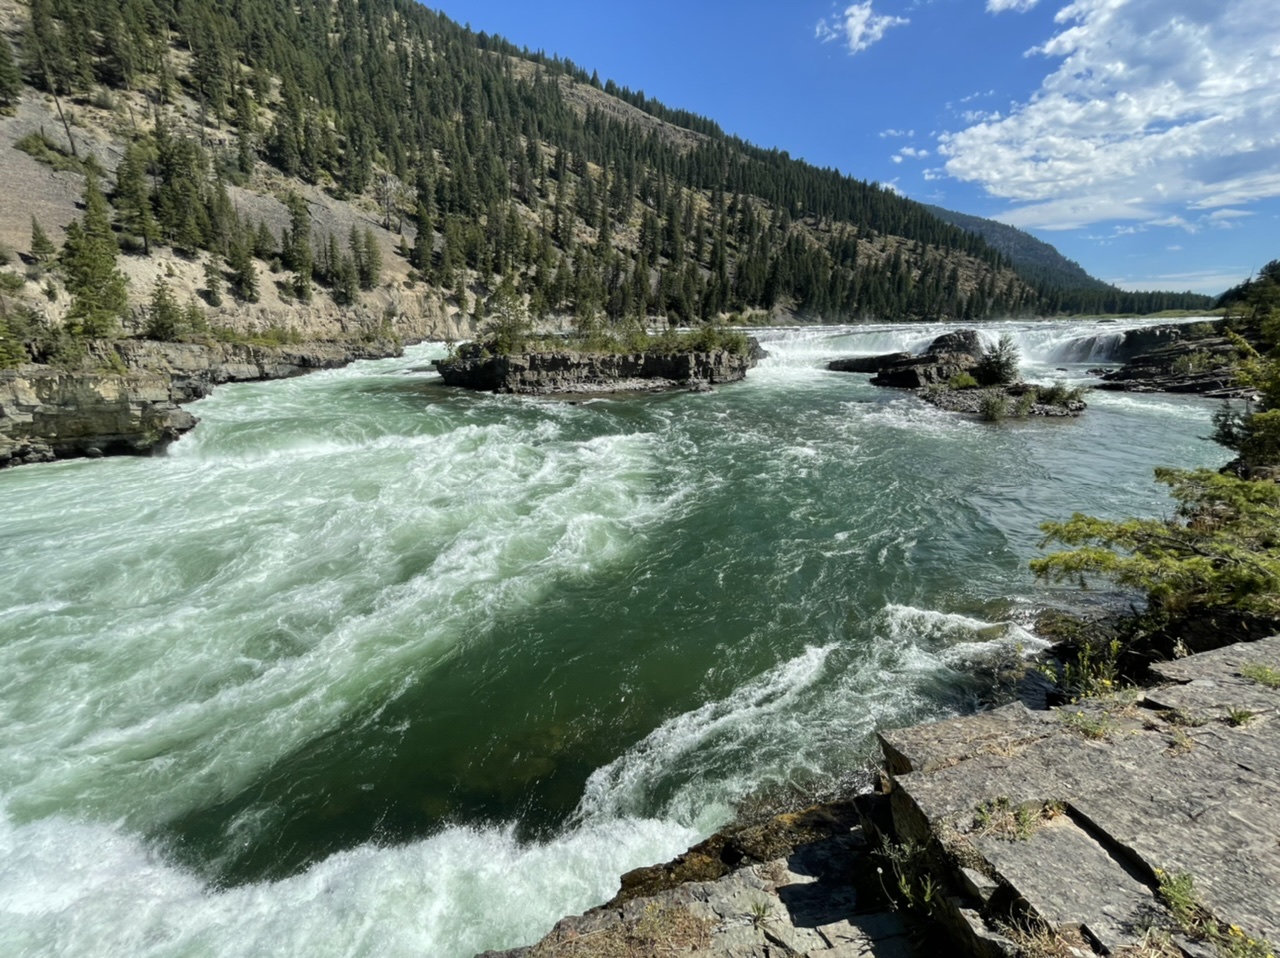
left=923, top=205, right=1109, bottom=293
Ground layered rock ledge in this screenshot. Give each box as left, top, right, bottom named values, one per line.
left=872, top=635, right=1280, bottom=957
left=0, top=337, right=403, bottom=467
left=1094, top=321, right=1256, bottom=398
left=435, top=340, right=764, bottom=395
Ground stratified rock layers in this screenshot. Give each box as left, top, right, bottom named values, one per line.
left=0, top=337, right=403, bottom=467
left=435, top=341, right=763, bottom=394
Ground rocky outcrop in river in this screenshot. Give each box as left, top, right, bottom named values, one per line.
left=435, top=340, right=765, bottom=394
left=0, top=336, right=404, bottom=467
left=1094, top=321, right=1256, bottom=398
left=828, top=329, right=984, bottom=389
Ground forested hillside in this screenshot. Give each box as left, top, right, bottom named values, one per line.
left=0, top=0, right=1212, bottom=354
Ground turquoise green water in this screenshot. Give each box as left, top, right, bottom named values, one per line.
left=0, top=322, right=1228, bottom=957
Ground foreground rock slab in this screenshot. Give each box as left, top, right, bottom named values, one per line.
left=877, top=635, right=1280, bottom=956
left=478, top=803, right=917, bottom=958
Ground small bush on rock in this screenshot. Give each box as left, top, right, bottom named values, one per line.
left=979, top=390, right=1010, bottom=421
left=974, top=334, right=1021, bottom=386
left=949, top=371, right=979, bottom=389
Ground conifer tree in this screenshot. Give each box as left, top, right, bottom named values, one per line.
left=282, top=192, right=312, bottom=302
left=203, top=256, right=223, bottom=307
left=0, top=312, right=27, bottom=367
left=145, top=278, right=181, bottom=340
left=30, top=217, right=55, bottom=264
left=62, top=172, right=128, bottom=337
left=358, top=227, right=381, bottom=290
left=0, top=37, right=22, bottom=108
left=227, top=239, right=258, bottom=303
left=113, top=141, right=158, bottom=254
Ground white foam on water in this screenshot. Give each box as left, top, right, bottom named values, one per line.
left=0, top=808, right=698, bottom=958
left=1086, top=390, right=1219, bottom=423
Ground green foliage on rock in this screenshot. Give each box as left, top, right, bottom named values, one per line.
left=974, top=333, right=1020, bottom=386
left=1212, top=260, right=1280, bottom=471
left=1033, top=468, right=1280, bottom=617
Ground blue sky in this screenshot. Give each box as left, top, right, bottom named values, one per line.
left=429, top=1, right=1280, bottom=296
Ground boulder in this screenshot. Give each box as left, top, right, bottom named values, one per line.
left=924, top=328, right=984, bottom=358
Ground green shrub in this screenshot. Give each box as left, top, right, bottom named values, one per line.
left=979, top=390, right=1009, bottom=421
left=1013, top=390, right=1037, bottom=418
left=1171, top=350, right=1217, bottom=377
left=974, top=333, right=1021, bottom=386
left=0, top=272, right=24, bottom=292
left=1037, top=381, right=1085, bottom=407
left=14, top=131, right=82, bottom=173
left=948, top=371, right=978, bottom=389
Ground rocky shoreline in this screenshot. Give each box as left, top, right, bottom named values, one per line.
left=434, top=339, right=765, bottom=395
left=0, top=336, right=405, bottom=468
left=487, top=635, right=1280, bottom=958
left=1094, top=321, right=1256, bottom=398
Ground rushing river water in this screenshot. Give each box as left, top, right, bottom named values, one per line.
left=1, top=320, right=1230, bottom=957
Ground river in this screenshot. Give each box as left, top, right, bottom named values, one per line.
left=0, top=320, right=1229, bottom=957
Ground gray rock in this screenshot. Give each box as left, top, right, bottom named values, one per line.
left=435, top=340, right=763, bottom=395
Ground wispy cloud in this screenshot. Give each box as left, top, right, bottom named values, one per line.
left=1106, top=269, right=1243, bottom=295
left=940, top=0, right=1280, bottom=230
left=986, top=0, right=1041, bottom=12
left=816, top=2, right=910, bottom=55
left=879, top=128, right=915, bottom=138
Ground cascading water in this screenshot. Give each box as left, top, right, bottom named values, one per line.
left=0, top=321, right=1229, bottom=957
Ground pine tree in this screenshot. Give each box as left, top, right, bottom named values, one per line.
left=145, top=278, right=182, bottom=340
left=30, top=217, right=55, bottom=264
left=113, top=141, right=158, bottom=254
left=203, top=256, right=223, bottom=307
left=357, top=227, right=381, bottom=290
left=0, top=313, right=27, bottom=368
left=282, top=192, right=312, bottom=302
left=62, top=172, right=128, bottom=337
left=0, top=37, right=22, bottom=108
left=227, top=239, right=258, bottom=303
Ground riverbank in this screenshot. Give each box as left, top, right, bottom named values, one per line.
left=489, top=635, right=1280, bottom=958
left=0, top=336, right=406, bottom=467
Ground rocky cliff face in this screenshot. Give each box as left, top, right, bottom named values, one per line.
left=0, top=367, right=197, bottom=467
left=435, top=340, right=764, bottom=394
left=0, top=336, right=408, bottom=468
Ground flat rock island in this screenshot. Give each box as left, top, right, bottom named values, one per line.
left=434, top=337, right=766, bottom=395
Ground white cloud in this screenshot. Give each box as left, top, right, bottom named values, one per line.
left=940, top=0, right=1280, bottom=230
left=1106, top=269, right=1244, bottom=295
left=899, top=146, right=930, bottom=158
left=879, top=128, right=915, bottom=138
left=816, top=2, right=910, bottom=55
left=987, top=0, right=1041, bottom=11
left=879, top=179, right=905, bottom=195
